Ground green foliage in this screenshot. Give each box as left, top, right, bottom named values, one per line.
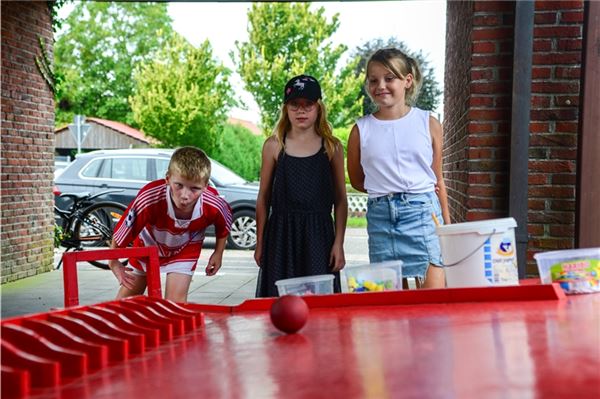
left=213, top=124, right=263, bottom=182
left=333, top=126, right=351, bottom=156
left=48, top=0, right=72, bottom=33
left=54, top=223, right=66, bottom=248
left=54, top=2, right=175, bottom=126
left=351, top=38, right=443, bottom=114
left=130, top=35, right=234, bottom=156
left=233, top=3, right=363, bottom=132
left=347, top=216, right=367, bottom=228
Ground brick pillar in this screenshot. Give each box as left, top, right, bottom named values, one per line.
left=444, top=1, right=584, bottom=275
left=1, top=2, right=55, bottom=282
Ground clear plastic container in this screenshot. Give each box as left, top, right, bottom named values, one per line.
left=343, top=260, right=403, bottom=293
left=275, top=274, right=335, bottom=296
left=533, top=247, right=600, bottom=294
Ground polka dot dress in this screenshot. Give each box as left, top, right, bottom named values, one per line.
left=256, top=141, right=341, bottom=297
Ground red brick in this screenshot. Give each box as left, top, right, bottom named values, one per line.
left=528, top=174, right=548, bottom=185
left=528, top=199, right=546, bottom=211
left=469, top=109, right=511, bottom=121
left=531, top=95, right=551, bottom=107
left=469, top=96, right=495, bottom=107
left=531, top=81, right=580, bottom=94
left=472, top=54, right=513, bottom=67
left=560, top=10, right=584, bottom=23
left=530, top=134, right=577, bottom=147
left=474, top=14, right=504, bottom=26
left=474, top=1, right=514, bottom=12
left=554, top=66, right=581, bottom=79
left=533, top=52, right=581, bottom=65
left=530, top=122, right=550, bottom=133
left=468, top=123, right=494, bottom=134
left=468, top=174, right=492, bottom=184
left=471, top=69, right=494, bottom=80
left=551, top=174, right=577, bottom=185
left=535, top=12, right=558, bottom=24
left=536, top=1, right=584, bottom=11
left=554, top=95, right=579, bottom=106
left=530, top=108, right=579, bottom=121
left=473, top=42, right=497, bottom=53
left=557, top=38, right=582, bottom=51
left=529, top=186, right=575, bottom=198
left=532, top=67, right=552, bottom=79
left=472, top=27, right=514, bottom=40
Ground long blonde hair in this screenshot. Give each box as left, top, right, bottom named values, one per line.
left=272, top=100, right=340, bottom=160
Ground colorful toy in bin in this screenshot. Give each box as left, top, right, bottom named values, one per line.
left=534, top=247, right=600, bottom=294
left=344, top=261, right=403, bottom=293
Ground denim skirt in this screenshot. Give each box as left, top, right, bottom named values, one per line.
left=366, top=191, right=444, bottom=278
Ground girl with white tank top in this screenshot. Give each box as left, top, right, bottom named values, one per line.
left=347, top=48, right=450, bottom=289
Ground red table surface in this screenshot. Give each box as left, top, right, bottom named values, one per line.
left=4, top=288, right=599, bottom=399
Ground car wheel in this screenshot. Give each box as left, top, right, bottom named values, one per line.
left=227, top=209, right=257, bottom=250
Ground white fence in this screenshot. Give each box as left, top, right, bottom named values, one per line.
left=348, top=193, right=368, bottom=216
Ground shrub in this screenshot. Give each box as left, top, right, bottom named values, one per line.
left=213, top=123, right=263, bottom=181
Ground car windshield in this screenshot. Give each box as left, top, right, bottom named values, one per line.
left=211, top=159, right=247, bottom=186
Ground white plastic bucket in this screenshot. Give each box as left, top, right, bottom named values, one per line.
left=436, top=217, right=518, bottom=288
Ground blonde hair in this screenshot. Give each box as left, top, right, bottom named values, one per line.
left=366, top=48, right=423, bottom=106
left=167, top=146, right=211, bottom=184
left=272, top=99, right=340, bottom=160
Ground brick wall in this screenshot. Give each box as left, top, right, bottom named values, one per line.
left=443, top=1, right=584, bottom=275
left=1, top=2, right=55, bottom=282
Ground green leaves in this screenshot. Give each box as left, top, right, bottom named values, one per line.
left=233, top=3, right=363, bottom=132
left=54, top=2, right=175, bottom=125
left=130, top=35, right=234, bottom=156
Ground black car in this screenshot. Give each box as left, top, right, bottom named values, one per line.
left=54, top=148, right=258, bottom=250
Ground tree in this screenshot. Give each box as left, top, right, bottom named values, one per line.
left=352, top=38, right=443, bottom=115
left=233, top=3, right=363, bottom=132
left=130, top=34, right=235, bottom=156
left=54, top=2, right=175, bottom=126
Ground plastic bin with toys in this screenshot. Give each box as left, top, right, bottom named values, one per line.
left=343, top=260, right=403, bottom=293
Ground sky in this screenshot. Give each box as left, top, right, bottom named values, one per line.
left=60, top=1, right=447, bottom=123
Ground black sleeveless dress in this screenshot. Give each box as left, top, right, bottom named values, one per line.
left=256, top=139, right=342, bottom=297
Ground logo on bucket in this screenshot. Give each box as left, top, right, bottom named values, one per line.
left=496, top=237, right=514, bottom=257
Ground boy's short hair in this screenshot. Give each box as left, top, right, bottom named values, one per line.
left=167, top=146, right=211, bottom=184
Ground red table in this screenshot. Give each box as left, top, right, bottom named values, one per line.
left=2, top=284, right=599, bottom=398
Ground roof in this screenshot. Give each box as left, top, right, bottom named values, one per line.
left=227, top=117, right=261, bottom=135
left=55, top=117, right=157, bottom=144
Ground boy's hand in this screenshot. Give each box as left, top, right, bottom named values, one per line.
left=205, top=252, right=223, bottom=276
left=109, top=259, right=136, bottom=289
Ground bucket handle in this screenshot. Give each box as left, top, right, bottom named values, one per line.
left=442, top=229, right=497, bottom=267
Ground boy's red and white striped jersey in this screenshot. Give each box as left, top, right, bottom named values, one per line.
left=112, top=179, right=232, bottom=270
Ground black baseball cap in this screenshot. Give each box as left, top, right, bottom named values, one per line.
left=283, top=74, right=322, bottom=103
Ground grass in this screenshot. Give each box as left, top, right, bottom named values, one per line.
left=347, top=216, right=367, bottom=228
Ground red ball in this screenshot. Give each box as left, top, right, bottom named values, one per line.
left=270, top=295, right=309, bottom=334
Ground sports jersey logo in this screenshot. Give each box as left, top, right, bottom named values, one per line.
left=496, top=237, right=514, bottom=257
left=125, top=209, right=136, bottom=228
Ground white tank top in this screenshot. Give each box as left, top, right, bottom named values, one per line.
left=356, top=108, right=437, bottom=197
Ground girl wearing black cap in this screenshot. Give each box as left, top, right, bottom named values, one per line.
left=254, top=74, right=348, bottom=297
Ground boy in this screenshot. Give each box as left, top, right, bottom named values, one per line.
left=109, top=146, right=232, bottom=302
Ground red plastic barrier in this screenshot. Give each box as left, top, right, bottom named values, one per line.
left=21, top=319, right=108, bottom=370
left=1, top=340, right=60, bottom=388
left=1, top=324, right=87, bottom=378
left=0, top=297, right=205, bottom=398
left=1, top=365, right=30, bottom=398
left=62, top=246, right=161, bottom=307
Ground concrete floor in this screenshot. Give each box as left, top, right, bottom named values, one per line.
left=1, top=228, right=369, bottom=319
